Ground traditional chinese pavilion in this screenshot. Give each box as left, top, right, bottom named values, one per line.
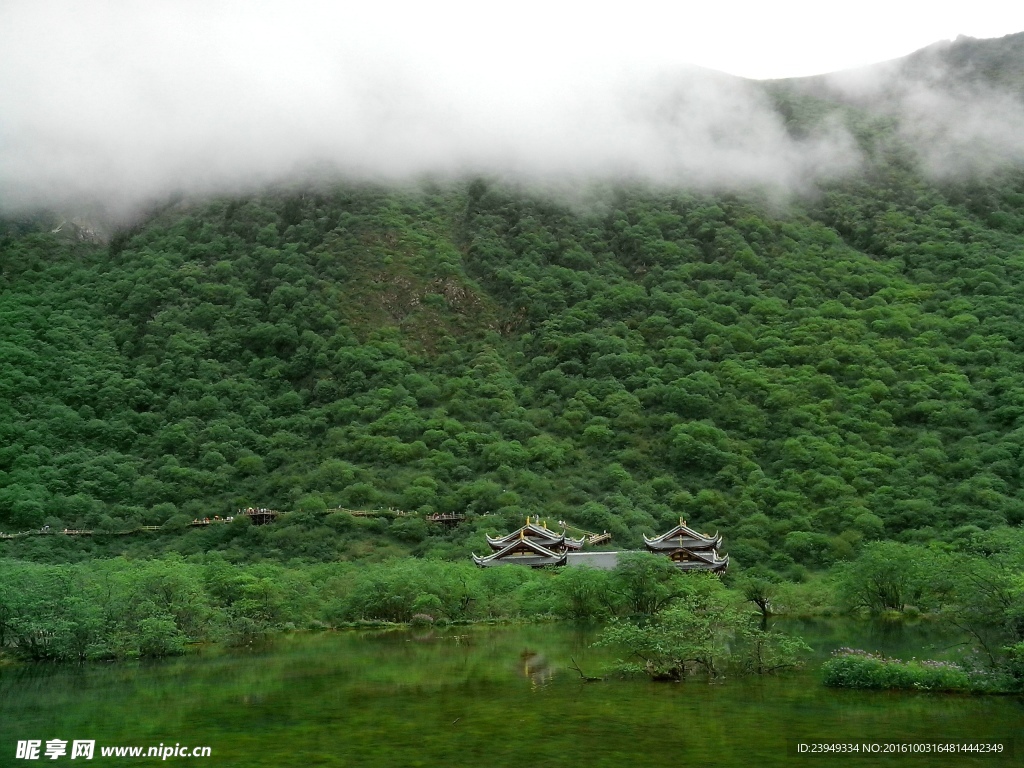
left=473, top=517, right=584, bottom=568
left=644, top=519, right=729, bottom=573
left=486, top=518, right=584, bottom=552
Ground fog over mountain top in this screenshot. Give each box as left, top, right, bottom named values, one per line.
left=779, top=32, right=1024, bottom=177
left=1, top=3, right=1022, bottom=218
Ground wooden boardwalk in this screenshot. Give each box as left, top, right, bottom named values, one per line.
left=1, top=528, right=96, bottom=538
left=426, top=513, right=465, bottom=526
left=329, top=507, right=411, bottom=518
left=0, top=504, right=478, bottom=540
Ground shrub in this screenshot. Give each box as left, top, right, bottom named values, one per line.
left=822, top=648, right=971, bottom=691
left=596, top=577, right=809, bottom=680
left=138, top=617, right=187, bottom=658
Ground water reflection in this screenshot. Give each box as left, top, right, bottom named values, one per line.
left=0, top=621, right=1019, bottom=768
left=771, top=616, right=969, bottom=660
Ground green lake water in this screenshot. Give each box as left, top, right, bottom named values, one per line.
left=1, top=620, right=1020, bottom=767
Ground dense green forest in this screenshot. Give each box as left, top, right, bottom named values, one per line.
left=3, top=162, right=1024, bottom=575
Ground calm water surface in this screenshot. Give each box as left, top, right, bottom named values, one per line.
left=1, top=620, right=1020, bottom=767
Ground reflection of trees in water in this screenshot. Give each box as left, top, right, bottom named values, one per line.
left=863, top=617, right=951, bottom=657
left=772, top=616, right=961, bottom=659
left=0, top=661, right=88, bottom=703
left=866, top=616, right=911, bottom=645
left=6, top=623, right=1020, bottom=764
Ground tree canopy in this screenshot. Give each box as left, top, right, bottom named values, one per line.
left=3, top=164, right=1024, bottom=573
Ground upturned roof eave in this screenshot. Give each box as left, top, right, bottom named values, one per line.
left=643, top=528, right=721, bottom=547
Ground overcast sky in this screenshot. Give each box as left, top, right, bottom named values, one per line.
left=1, top=1, right=1023, bottom=215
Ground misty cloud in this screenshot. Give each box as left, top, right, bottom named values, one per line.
left=897, top=85, right=1024, bottom=177
left=814, top=35, right=1024, bottom=176
left=0, top=1, right=869, bottom=218
left=2, top=3, right=1020, bottom=218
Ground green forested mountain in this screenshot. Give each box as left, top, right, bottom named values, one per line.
left=783, top=31, right=1024, bottom=97
left=4, top=166, right=1024, bottom=573
left=4, top=37, right=1024, bottom=574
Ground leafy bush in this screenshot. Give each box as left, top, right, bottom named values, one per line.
left=596, top=575, right=809, bottom=680
left=822, top=649, right=971, bottom=691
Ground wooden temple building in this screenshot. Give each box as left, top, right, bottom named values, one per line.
left=644, top=519, right=729, bottom=573
left=472, top=518, right=584, bottom=568
left=474, top=517, right=727, bottom=573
